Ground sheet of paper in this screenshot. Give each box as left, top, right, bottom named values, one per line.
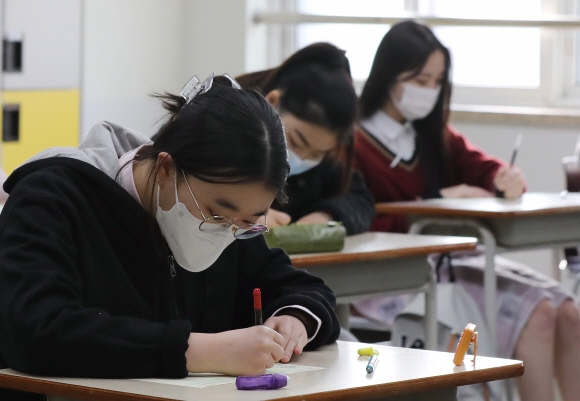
left=134, top=363, right=324, bottom=388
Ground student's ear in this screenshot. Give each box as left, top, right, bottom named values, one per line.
left=265, top=90, right=282, bottom=109
left=155, top=152, right=176, bottom=187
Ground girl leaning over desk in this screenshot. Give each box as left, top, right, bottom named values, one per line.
left=0, top=74, right=340, bottom=400
left=236, top=42, right=375, bottom=234
left=353, top=20, right=580, bottom=401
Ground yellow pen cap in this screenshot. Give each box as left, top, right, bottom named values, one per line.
left=357, top=347, right=379, bottom=356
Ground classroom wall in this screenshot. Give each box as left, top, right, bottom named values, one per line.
left=81, top=0, right=187, bottom=138
left=181, top=0, right=263, bottom=79
left=81, top=0, right=268, bottom=139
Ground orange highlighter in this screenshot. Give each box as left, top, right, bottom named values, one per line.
left=453, top=323, right=478, bottom=366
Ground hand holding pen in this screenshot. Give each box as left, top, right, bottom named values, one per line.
left=264, top=315, right=308, bottom=363
left=494, top=133, right=527, bottom=199
left=183, top=288, right=282, bottom=376
left=184, top=326, right=285, bottom=376
left=256, top=288, right=309, bottom=363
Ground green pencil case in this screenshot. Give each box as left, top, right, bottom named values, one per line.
left=264, top=221, right=346, bottom=254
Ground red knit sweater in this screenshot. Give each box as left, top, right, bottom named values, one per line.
left=354, top=124, right=504, bottom=233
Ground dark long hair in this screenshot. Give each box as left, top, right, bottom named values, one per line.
left=141, top=76, right=288, bottom=204
left=360, top=20, right=452, bottom=198
left=236, top=42, right=357, bottom=193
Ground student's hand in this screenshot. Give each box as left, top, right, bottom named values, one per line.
left=296, top=211, right=333, bottom=225
left=493, top=165, right=526, bottom=199
left=440, top=184, right=494, bottom=198
left=264, top=315, right=308, bottom=363
left=265, top=209, right=292, bottom=228
left=185, top=326, right=285, bottom=376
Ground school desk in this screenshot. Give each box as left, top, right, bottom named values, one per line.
left=290, top=232, right=477, bottom=350
left=0, top=340, right=523, bottom=401
left=375, top=191, right=580, bottom=354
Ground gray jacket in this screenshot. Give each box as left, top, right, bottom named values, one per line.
left=27, top=121, right=150, bottom=180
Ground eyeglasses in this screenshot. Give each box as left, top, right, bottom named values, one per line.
left=181, top=170, right=269, bottom=239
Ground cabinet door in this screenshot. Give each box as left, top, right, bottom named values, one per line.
left=2, top=90, right=79, bottom=173
left=3, top=0, right=81, bottom=90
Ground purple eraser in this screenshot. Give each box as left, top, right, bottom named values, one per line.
left=235, top=373, right=289, bottom=390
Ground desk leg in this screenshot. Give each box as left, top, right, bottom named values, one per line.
left=409, top=218, right=498, bottom=356
left=335, top=304, right=350, bottom=329
left=425, top=259, right=438, bottom=351
left=479, top=228, right=497, bottom=356
left=552, top=248, right=563, bottom=281
left=378, top=386, right=457, bottom=400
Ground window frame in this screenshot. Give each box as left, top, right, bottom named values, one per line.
left=258, top=0, right=580, bottom=109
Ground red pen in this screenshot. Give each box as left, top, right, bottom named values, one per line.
left=253, top=288, right=263, bottom=325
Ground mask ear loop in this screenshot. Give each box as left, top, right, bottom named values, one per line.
left=173, top=169, right=179, bottom=203
left=156, top=183, right=161, bottom=211
left=155, top=168, right=180, bottom=212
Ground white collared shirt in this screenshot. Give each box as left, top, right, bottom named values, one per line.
left=360, top=110, right=416, bottom=167
left=118, top=145, right=148, bottom=205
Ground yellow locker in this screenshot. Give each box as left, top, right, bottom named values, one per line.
left=2, top=90, right=79, bottom=173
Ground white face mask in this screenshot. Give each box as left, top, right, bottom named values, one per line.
left=392, top=83, right=441, bottom=121
left=287, top=147, right=321, bottom=176
left=155, top=177, right=236, bottom=273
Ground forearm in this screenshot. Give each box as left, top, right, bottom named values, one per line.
left=186, top=327, right=286, bottom=376
left=0, top=305, right=191, bottom=378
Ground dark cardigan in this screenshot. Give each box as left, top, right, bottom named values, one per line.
left=0, top=158, right=339, bottom=392
left=279, top=158, right=375, bottom=235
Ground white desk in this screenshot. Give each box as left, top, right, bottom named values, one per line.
left=376, top=192, right=580, bottom=353
left=290, top=232, right=477, bottom=350
left=0, top=341, right=524, bottom=401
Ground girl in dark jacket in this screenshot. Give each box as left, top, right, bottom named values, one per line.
left=0, top=74, right=340, bottom=400
left=236, top=43, right=375, bottom=235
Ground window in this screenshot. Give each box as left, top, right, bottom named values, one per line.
left=264, top=0, right=580, bottom=108
left=428, top=0, right=541, bottom=88
left=296, top=0, right=405, bottom=80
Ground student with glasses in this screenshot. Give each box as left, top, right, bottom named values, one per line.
left=0, top=74, right=340, bottom=400
left=236, top=43, right=375, bottom=235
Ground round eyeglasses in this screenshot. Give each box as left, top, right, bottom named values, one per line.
left=198, top=216, right=269, bottom=239
left=181, top=170, right=269, bottom=239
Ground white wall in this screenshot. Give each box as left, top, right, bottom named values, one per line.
left=81, top=0, right=269, bottom=139
left=181, top=0, right=247, bottom=79
left=81, top=0, right=187, bottom=138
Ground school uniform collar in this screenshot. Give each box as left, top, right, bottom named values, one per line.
left=359, top=110, right=416, bottom=166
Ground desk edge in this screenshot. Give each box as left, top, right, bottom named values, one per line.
left=291, top=241, right=476, bottom=267
left=0, top=373, right=172, bottom=401
left=272, top=362, right=524, bottom=401
left=375, top=203, right=580, bottom=219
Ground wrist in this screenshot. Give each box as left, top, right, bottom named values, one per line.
left=186, top=332, right=222, bottom=373
left=316, top=211, right=333, bottom=221
left=297, top=211, right=333, bottom=225
left=277, top=309, right=315, bottom=338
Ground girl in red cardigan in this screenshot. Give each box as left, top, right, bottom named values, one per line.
left=354, top=20, right=579, bottom=401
